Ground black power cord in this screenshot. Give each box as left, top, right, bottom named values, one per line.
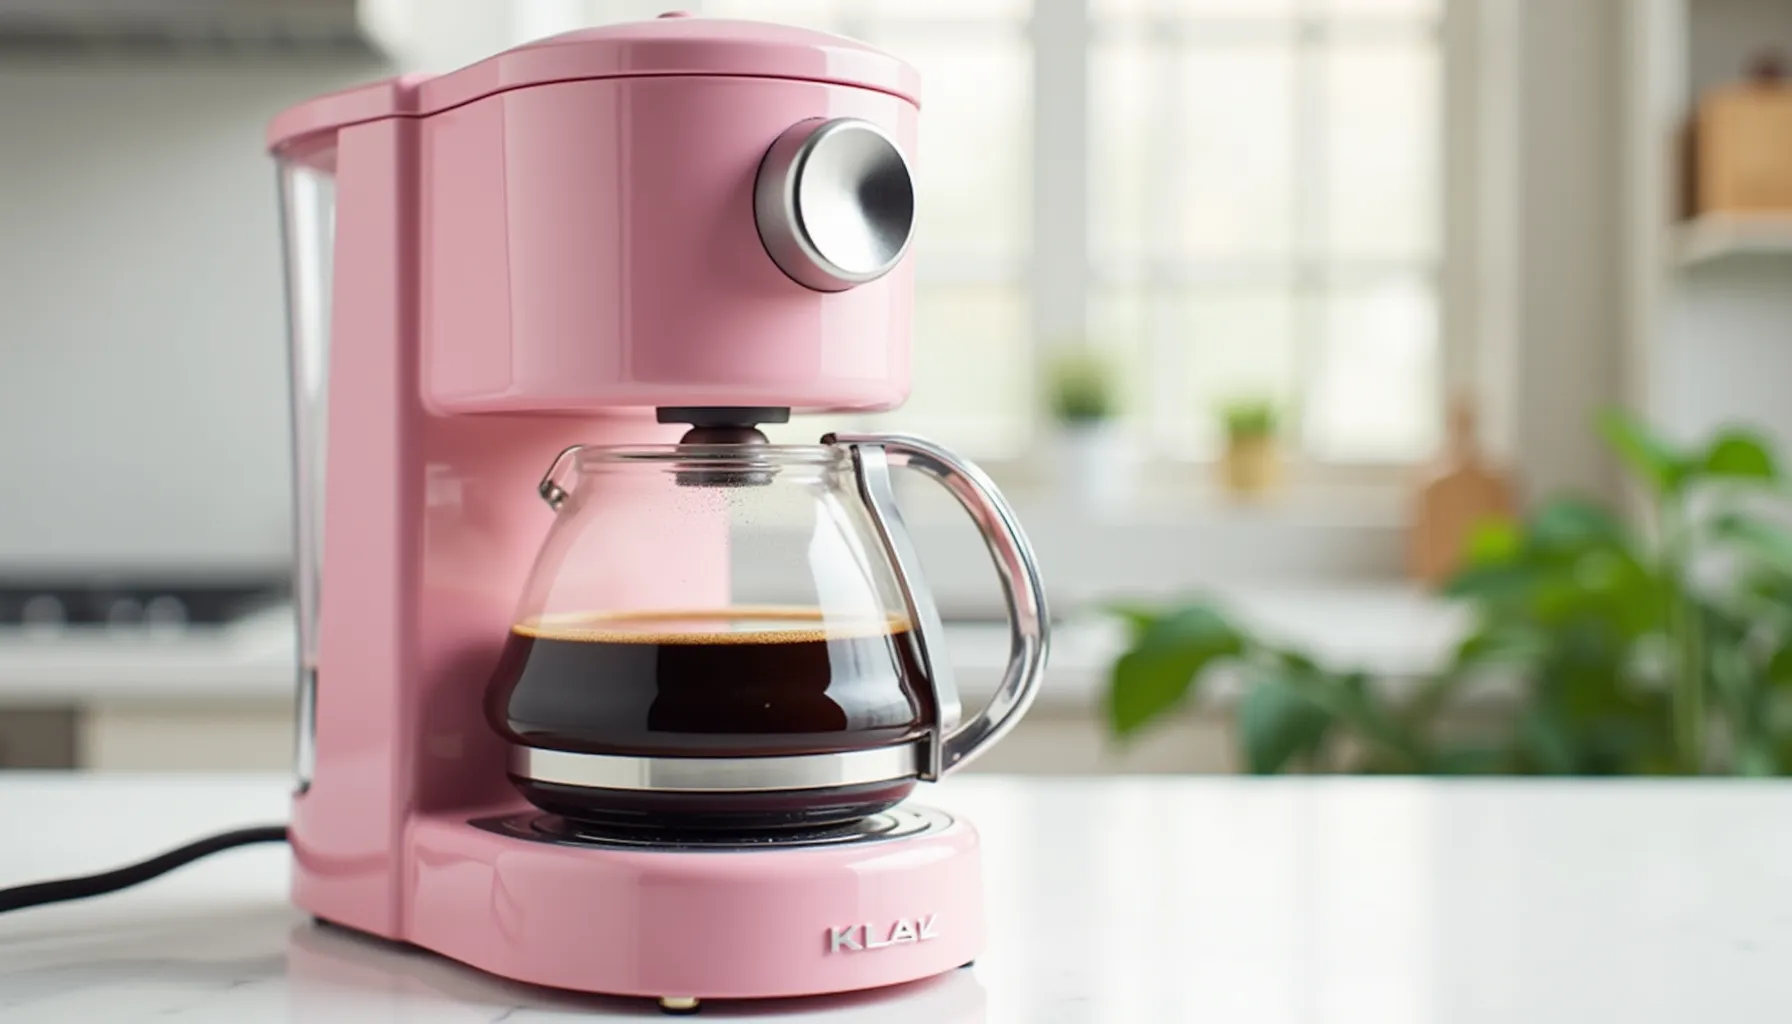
left=0, top=825, right=289, bottom=914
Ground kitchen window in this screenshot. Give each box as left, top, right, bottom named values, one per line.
left=703, top=0, right=1447, bottom=472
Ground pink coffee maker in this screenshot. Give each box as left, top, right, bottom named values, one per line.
left=269, top=13, right=1048, bottom=1015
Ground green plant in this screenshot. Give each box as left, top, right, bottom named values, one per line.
left=1046, top=351, right=1118, bottom=425
left=1105, top=410, right=1792, bottom=775
left=1222, top=398, right=1280, bottom=441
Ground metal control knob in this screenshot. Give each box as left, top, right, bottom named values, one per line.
left=754, top=117, right=915, bottom=292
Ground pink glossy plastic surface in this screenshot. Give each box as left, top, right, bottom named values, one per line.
left=267, top=73, right=431, bottom=156
left=420, top=17, right=919, bottom=115
left=406, top=810, right=982, bottom=999
left=287, top=117, right=414, bottom=935
left=285, top=114, right=723, bottom=936
left=288, top=902, right=990, bottom=1020
left=267, top=16, right=917, bottom=152
left=420, top=74, right=917, bottom=414
left=282, top=18, right=970, bottom=1005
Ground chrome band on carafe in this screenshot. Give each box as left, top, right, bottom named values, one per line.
left=510, top=742, right=925, bottom=793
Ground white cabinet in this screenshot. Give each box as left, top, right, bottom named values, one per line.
left=79, top=701, right=293, bottom=772
left=1627, top=0, right=1792, bottom=451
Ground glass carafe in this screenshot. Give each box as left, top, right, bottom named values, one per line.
left=487, top=434, right=1048, bottom=832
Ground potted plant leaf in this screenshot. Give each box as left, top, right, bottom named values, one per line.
left=1047, top=349, right=1133, bottom=515
left=1220, top=397, right=1282, bottom=499
left=1102, top=410, right=1792, bottom=777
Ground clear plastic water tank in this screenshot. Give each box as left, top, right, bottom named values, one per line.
left=275, top=143, right=335, bottom=788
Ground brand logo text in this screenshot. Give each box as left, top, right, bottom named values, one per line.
left=827, top=914, right=940, bottom=953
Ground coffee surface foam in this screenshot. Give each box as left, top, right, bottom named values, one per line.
left=514, top=607, right=910, bottom=646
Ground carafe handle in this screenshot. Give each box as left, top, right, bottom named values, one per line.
left=825, top=433, right=1050, bottom=779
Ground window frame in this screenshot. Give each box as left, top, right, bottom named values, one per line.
left=844, top=0, right=1475, bottom=495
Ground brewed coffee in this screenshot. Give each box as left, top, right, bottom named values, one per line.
left=489, top=608, right=928, bottom=755
left=488, top=608, right=930, bottom=830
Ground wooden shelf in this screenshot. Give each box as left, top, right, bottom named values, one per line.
left=1677, top=214, right=1792, bottom=268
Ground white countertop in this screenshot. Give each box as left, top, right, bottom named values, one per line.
left=3, top=773, right=1792, bottom=1022
left=0, top=586, right=1465, bottom=711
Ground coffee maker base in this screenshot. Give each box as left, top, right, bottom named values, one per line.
left=351, top=804, right=984, bottom=1005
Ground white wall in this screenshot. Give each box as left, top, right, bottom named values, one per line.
left=1510, top=0, right=1627, bottom=504
left=1687, top=0, right=1792, bottom=100
left=1662, top=261, right=1792, bottom=450
left=0, top=56, right=386, bottom=575
left=1460, top=0, right=1631, bottom=508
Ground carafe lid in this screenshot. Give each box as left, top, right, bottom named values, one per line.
left=269, top=13, right=917, bottom=152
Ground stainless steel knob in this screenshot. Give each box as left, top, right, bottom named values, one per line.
left=754, top=117, right=915, bottom=292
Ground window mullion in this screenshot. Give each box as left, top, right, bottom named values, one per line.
left=1293, top=0, right=1327, bottom=458
left=1150, top=13, right=1184, bottom=456
left=1029, top=0, right=1089, bottom=393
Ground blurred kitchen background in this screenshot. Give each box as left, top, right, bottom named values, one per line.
left=3, top=0, right=1791, bottom=777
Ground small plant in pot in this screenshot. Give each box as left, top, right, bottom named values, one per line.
left=1046, top=350, right=1132, bottom=515
left=1220, top=398, right=1282, bottom=499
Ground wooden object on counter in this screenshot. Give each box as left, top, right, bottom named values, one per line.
left=1408, top=396, right=1515, bottom=586
left=1696, top=51, right=1792, bottom=215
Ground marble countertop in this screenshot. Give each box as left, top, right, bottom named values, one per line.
left=4, top=773, right=1792, bottom=1022
left=0, top=586, right=1464, bottom=711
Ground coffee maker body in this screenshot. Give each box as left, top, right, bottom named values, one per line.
left=271, top=15, right=1046, bottom=1010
